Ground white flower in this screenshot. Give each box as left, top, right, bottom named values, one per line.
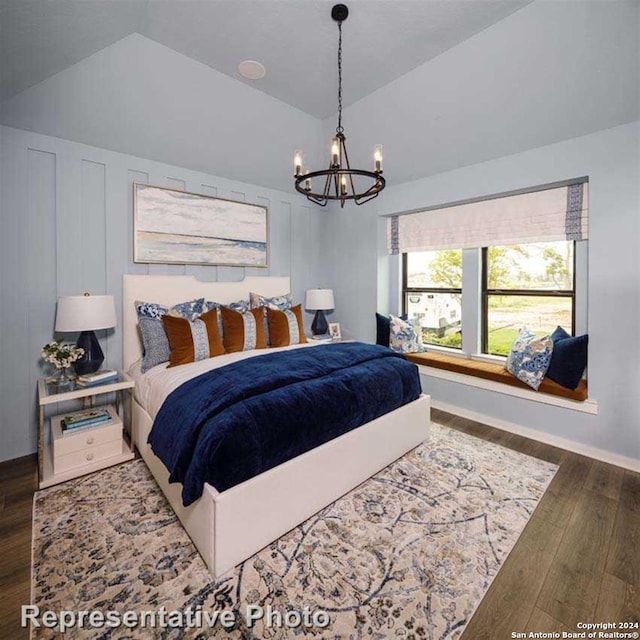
left=41, top=339, right=85, bottom=369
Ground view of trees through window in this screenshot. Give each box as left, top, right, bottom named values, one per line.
left=403, top=241, right=575, bottom=354
left=484, top=241, right=574, bottom=355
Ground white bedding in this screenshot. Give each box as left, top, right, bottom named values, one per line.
left=129, top=342, right=322, bottom=419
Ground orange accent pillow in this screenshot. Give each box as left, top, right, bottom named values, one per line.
left=161, top=308, right=224, bottom=367
left=267, top=305, right=307, bottom=347
left=220, top=306, right=267, bottom=353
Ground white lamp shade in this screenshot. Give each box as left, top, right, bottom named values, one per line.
left=305, top=289, right=335, bottom=311
left=55, top=294, right=117, bottom=332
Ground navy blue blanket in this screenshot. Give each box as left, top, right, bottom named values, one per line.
left=148, top=342, right=421, bottom=506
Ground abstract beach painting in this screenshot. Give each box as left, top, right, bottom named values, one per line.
left=134, top=184, right=268, bottom=267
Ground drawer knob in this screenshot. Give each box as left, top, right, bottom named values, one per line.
left=86, top=453, right=94, bottom=461
left=86, top=437, right=95, bottom=445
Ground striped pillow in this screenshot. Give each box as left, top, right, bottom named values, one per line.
left=205, top=299, right=250, bottom=339
left=161, top=308, right=224, bottom=367
left=267, top=305, right=307, bottom=347
left=220, top=307, right=267, bottom=353
left=250, top=292, right=292, bottom=345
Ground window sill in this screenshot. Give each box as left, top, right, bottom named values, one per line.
left=406, top=351, right=596, bottom=415
left=423, top=344, right=506, bottom=365
left=421, top=344, right=465, bottom=357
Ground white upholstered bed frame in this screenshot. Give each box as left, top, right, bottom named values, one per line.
left=123, top=274, right=430, bottom=577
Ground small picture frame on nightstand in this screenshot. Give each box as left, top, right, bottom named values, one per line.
left=329, top=322, right=342, bottom=340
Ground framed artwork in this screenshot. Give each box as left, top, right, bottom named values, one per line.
left=133, top=183, right=268, bottom=267
left=329, top=322, right=342, bottom=340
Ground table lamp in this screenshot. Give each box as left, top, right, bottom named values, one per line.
left=55, top=294, right=116, bottom=375
left=305, top=289, right=335, bottom=336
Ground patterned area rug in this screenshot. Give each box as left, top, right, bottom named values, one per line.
left=31, top=423, right=557, bottom=639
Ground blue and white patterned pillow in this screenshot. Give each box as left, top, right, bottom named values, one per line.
left=389, top=315, right=422, bottom=354
left=168, top=297, right=206, bottom=321
left=135, top=300, right=169, bottom=319
left=505, top=327, right=554, bottom=390
left=135, top=298, right=206, bottom=321
left=204, top=299, right=250, bottom=313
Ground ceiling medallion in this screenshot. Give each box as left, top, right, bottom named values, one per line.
left=293, top=4, right=385, bottom=208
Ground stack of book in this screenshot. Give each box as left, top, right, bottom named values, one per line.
left=76, top=369, right=119, bottom=388
left=61, top=408, right=113, bottom=435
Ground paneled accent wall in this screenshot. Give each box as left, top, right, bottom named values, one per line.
left=0, top=125, right=323, bottom=462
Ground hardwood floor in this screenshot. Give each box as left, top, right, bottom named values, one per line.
left=0, top=412, right=638, bottom=639
left=432, top=410, right=640, bottom=640
left=0, top=453, right=37, bottom=639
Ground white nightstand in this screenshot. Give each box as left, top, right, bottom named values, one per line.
left=37, top=372, right=135, bottom=489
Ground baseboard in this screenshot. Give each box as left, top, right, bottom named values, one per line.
left=432, top=400, right=640, bottom=473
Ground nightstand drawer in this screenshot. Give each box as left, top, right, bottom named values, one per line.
left=54, top=421, right=122, bottom=456
left=51, top=405, right=122, bottom=457
left=54, top=440, right=123, bottom=474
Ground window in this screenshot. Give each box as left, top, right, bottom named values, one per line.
left=482, top=241, right=575, bottom=356
left=402, top=250, right=462, bottom=349
left=394, top=178, right=587, bottom=360
left=402, top=241, right=578, bottom=357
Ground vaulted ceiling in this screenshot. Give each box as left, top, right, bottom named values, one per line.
left=1, top=1, right=637, bottom=194
left=0, top=0, right=532, bottom=117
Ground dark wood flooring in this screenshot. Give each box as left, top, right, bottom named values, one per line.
left=0, top=410, right=638, bottom=639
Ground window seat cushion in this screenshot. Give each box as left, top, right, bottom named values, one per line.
left=405, top=351, right=588, bottom=402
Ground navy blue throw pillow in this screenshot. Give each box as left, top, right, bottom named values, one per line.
left=546, top=326, right=588, bottom=390
left=376, top=313, right=391, bottom=347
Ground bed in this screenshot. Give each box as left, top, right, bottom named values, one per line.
left=123, top=274, right=431, bottom=577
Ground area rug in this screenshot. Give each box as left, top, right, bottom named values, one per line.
left=31, top=423, right=557, bottom=639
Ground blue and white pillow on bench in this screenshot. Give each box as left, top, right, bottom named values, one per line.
left=389, top=315, right=422, bottom=354
left=505, top=327, right=554, bottom=390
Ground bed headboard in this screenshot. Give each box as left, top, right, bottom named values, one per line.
left=122, top=275, right=291, bottom=372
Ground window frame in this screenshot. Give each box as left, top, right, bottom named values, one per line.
left=401, top=252, right=463, bottom=350
left=480, top=244, right=577, bottom=355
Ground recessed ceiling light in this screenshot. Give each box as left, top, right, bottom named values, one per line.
left=238, top=60, right=266, bottom=80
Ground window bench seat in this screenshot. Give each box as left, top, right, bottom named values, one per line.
left=405, top=352, right=588, bottom=402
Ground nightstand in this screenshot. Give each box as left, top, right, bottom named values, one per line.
left=37, top=372, right=135, bottom=489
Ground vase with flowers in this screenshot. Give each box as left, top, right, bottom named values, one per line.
left=42, top=340, right=84, bottom=388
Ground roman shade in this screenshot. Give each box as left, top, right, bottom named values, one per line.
left=387, top=180, right=588, bottom=254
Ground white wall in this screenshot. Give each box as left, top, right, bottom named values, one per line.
left=0, top=124, right=323, bottom=462
left=326, top=121, right=640, bottom=465
left=0, top=33, right=323, bottom=194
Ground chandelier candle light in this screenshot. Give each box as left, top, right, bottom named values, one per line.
left=293, top=4, right=385, bottom=208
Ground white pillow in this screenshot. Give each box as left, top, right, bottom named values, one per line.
left=389, top=315, right=422, bottom=354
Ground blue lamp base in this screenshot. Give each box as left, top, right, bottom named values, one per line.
left=311, top=310, right=329, bottom=336
left=74, top=330, right=104, bottom=375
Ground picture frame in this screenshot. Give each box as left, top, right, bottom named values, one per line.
left=133, top=183, right=268, bottom=267
left=329, top=322, right=342, bottom=340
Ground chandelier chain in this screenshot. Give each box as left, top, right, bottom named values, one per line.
left=337, top=21, right=343, bottom=134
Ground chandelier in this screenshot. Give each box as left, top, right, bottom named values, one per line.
left=293, top=4, right=385, bottom=208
